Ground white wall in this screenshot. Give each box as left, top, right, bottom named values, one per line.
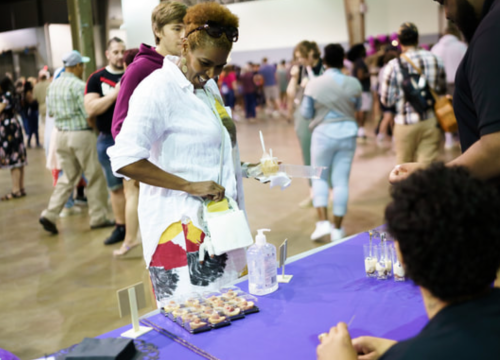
left=226, top=0, right=348, bottom=52
left=121, top=0, right=159, bottom=48
left=48, top=24, right=73, bottom=69
left=119, top=0, right=348, bottom=63
left=365, top=0, right=440, bottom=36
left=0, top=28, right=39, bottom=51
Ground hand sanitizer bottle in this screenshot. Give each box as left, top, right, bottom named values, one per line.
left=247, top=229, right=278, bottom=296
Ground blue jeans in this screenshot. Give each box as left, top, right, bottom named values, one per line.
left=224, top=89, right=235, bottom=109
left=244, top=93, right=256, bottom=118
left=59, top=170, right=87, bottom=208
left=96, top=133, right=123, bottom=191
left=311, top=127, right=356, bottom=217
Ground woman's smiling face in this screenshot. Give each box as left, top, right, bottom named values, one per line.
left=182, top=41, right=230, bottom=89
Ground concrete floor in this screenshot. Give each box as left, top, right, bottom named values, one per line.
left=0, top=113, right=459, bottom=358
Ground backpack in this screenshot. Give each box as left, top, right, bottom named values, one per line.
left=397, top=56, right=435, bottom=117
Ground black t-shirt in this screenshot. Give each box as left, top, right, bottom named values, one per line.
left=453, top=0, right=500, bottom=152
left=352, top=59, right=370, bottom=92
left=381, top=288, right=500, bottom=360
left=85, top=67, right=123, bottom=134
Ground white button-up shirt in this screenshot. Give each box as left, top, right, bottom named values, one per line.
left=108, top=56, right=238, bottom=267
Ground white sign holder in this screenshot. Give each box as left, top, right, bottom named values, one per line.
left=117, top=282, right=152, bottom=339
left=277, top=239, right=293, bottom=283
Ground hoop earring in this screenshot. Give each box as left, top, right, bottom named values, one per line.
left=181, top=57, right=188, bottom=74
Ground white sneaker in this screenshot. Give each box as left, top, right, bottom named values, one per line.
left=59, top=206, right=82, bottom=218
left=357, top=127, right=366, bottom=138
left=311, top=221, right=332, bottom=241
left=376, top=133, right=386, bottom=146
left=331, top=228, right=346, bottom=242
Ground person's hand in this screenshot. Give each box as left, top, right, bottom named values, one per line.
left=388, top=162, right=426, bottom=184
left=185, top=181, right=225, bottom=202
left=317, top=323, right=357, bottom=360
left=352, top=336, right=397, bottom=360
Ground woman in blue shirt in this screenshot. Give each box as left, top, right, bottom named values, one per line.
left=301, top=44, right=362, bottom=241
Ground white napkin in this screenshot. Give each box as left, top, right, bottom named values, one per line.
left=269, top=172, right=292, bottom=190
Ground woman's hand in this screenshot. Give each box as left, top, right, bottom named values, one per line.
left=317, top=323, right=357, bottom=360
left=351, top=336, right=397, bottom=360
left=185, top=181, right=225, bottom=202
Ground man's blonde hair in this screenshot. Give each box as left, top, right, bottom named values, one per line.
left=151, top=1, right=188, bottom=45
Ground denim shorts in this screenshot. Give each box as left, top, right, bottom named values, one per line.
left=96, top=133, right=123, bottom=191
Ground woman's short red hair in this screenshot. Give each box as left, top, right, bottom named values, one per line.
left=184, top=2, right=239, bottom=51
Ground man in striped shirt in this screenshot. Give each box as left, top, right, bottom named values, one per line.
left=380, top=23, right=446, bottom=165
left=39, top=50, right=113, bottom=234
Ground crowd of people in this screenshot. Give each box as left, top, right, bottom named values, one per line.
left=1, top=0, right=500, bottom=358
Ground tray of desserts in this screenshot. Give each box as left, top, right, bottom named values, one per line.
left=160, top=286, right=260, bottom=334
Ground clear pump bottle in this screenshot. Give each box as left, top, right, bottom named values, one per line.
left=247, top=229, right=278, bottom=296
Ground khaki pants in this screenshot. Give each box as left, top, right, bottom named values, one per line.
left=394, top=117, right=442, bottom=164
left=41, top=130, right=109, bottom=226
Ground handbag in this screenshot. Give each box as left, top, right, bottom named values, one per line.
left=401, top=54, right=458, bottom=133
left=198, top=92, right=254, bottom=262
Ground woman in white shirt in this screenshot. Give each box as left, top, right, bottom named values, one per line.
left=108, top=3, right=247, bottom=302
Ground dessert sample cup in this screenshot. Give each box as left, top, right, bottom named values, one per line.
left=363, top=244, right=377, bottom=278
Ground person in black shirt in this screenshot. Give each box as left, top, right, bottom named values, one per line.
left=84, top=37, right=126, bottom=245
left=347, top=44, right=371, bottom=140
left=390, top=0, right=500, bottom=191
left=317, top=164, right=500, bottom=360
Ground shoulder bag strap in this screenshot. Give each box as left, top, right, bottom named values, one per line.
left=401, top=53, right=438, bottom=101
left=203, top=88, right=225, bottom=185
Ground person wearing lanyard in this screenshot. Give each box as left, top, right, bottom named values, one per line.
left=39, top=51, right=112, bottom=234
left=108, top=2, right=248, bottom=302
left=301, top=44, right=362, bottom=242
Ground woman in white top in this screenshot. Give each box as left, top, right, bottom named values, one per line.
left=108, top=3, right=247, bottom=302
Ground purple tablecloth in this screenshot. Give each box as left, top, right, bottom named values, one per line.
left=100, top=233, right=428, bottom=359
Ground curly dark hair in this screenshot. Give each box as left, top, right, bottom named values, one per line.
left=386, top=163, right=500, bottom=302
left=0, top=76, right=14, bottom=94
left=347, top=43, right=366, bottom=62
left=184, top=2, right=238, bottom=52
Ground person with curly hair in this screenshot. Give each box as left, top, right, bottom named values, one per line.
left=347, top=43, right=372, bottom=140
left=317, top=163, right=500, bottom=360
left=108, top=2, right=248, bottom=302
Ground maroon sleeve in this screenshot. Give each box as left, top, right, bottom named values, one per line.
left=111, top=61, right=156, bottom=139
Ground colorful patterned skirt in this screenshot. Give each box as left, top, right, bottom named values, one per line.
left=0, top=116, right=27, bottom=169
left=149, top=220, right=247, bottom=305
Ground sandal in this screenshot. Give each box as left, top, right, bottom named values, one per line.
left=113, top=242, right=142, bottom=258
left=1, top=191, right=23, bottom=201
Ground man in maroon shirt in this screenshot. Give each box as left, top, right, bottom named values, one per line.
left=109, top=1, right=187, bottom=256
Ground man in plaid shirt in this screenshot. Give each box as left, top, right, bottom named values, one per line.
left=380, top=23, right=446, bottom=164
left=39, top=50, right=113, bottom=235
